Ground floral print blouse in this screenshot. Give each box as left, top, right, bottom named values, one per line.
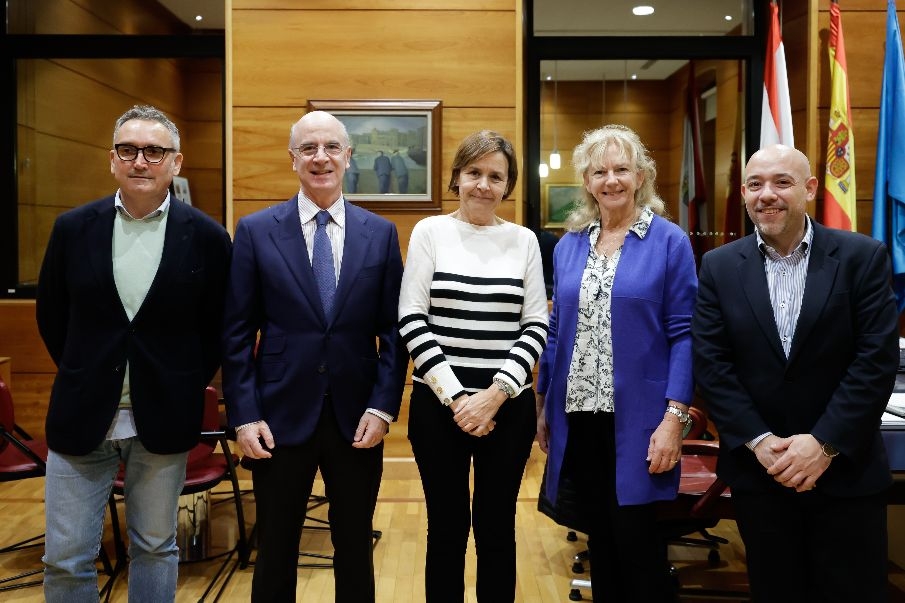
left=565, top=206, right=653, bottom=413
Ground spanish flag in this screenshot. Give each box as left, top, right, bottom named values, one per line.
left=823, top=0, right=857, bottom=231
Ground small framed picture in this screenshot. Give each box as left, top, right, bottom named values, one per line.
left=172, top=176, right=192, bottom=206
left=542, top=183, right=582, bottom=228
left=307, top=99, right=442, bottom=213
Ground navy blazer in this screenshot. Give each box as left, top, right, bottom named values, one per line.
left=221, top=197, right=407, bottom=445
left=692, top=221, right=899, bottom=496
left=36, top=195, right=233, bottom=456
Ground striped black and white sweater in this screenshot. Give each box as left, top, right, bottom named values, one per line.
left=398, top=214, right=549, bottom=404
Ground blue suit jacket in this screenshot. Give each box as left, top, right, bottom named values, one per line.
left=537, top=214, right=697, bottom=506
left=221, top=197, right=407, bottom=445
left=36, top=195, right=232, bottom=455
left=692, top=222, right=898, bottom=496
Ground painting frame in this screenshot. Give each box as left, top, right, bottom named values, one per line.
left=542, top=183, right=583, bottom=228
left=307, top=99, right=442, bottom=213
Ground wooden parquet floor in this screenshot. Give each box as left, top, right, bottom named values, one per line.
left=3, top=428, right=905, bottom=602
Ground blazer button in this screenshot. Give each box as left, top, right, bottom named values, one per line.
left=317, top=364, right=327, bottom=374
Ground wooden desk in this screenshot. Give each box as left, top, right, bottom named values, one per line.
left=0, top=356, right=9, bottom=387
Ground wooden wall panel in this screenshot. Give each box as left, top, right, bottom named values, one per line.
left=234, top=0, right=511, bottom=8
left=441, top=107, right=518, bottom=204
left=54, top=57, right=186, bottom=113
left=0, top=301, right=53, bottom=374
left=232, top=10, right=516, bottom=109
left=182, top=120, right=223, bottom=172
left=233, top=107, right=307, bottom=201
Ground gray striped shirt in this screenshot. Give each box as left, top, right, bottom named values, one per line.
left=756, top=217, right=813, bottom=358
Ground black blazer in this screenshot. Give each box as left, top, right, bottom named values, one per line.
left=692, top=221, right=899, bottom=496
left=36, top=195, right=232, bottom=456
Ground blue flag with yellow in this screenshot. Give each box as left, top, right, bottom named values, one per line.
left=873, top=0, right=905, bottom=313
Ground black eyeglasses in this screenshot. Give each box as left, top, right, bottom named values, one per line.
left=291, top=143, right=347, bottom=158
left=114, top=144, right=177, bottom=164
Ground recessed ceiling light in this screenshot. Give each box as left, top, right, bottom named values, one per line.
left=724, top=15, right=732, bottom=21
left=195, top=15, right=203, bottom=22
left=631, top=74, right=638, bottom=80
left=633, top=6, right=655, bottom=16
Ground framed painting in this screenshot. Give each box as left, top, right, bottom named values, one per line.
left=542, top=183, right=583, bottom=228
left=307, top=99, right=442, bottom=213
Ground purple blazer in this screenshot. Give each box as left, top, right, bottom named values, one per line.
left=537, top=214, right=697, bottom=506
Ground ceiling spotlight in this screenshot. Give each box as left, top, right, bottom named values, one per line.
left=195, top=15, right=203, bottom=22
left=631, top=74, right=638, bottom=80
left=632, top=6, right=655, bottom=16
left=724, top=15, right=732, bottom=21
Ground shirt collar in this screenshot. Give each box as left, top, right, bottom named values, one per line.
left=756, top=215, right=812, bottom=259
left=297, top=193, right=345, bottom=227
left=589, top=205, right=654, bottom=240
left=114, top=190, right=170, bottom=220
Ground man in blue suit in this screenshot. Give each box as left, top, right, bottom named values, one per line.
left=36, top=105, right=232, bottom=602
left=692, top=144, right=899, bottom=602
left=222, top=111, right=407, bottom=602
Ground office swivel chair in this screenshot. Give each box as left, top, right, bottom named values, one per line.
left=539, top=406, right=742, bottom=601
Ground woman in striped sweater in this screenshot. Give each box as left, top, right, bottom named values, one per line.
left=398, top=131, right=549, bottom=602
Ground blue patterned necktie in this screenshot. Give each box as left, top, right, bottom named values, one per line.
left=312, top=210, right=336, bottom=316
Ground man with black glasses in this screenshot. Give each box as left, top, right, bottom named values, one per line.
left=36, top=105, right=231, bottom=602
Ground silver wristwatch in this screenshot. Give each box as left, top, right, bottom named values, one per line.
left=664, top=405, right=690, bottom=425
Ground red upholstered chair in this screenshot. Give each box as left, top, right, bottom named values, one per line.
left=0, top=376, right=51, bottom=591
left=105, top=386, right=249, bottom=602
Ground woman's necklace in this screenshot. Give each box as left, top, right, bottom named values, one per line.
left=596, top=211, right=638, bottom=259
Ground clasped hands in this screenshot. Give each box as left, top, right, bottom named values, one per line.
left=755, top=433, right=831, bottom=492
left=451, top=387, right=505, bottom=437
left=236, top=412, right=389, bottom=459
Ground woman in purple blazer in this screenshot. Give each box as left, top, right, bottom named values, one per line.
left=535, top=124, right=698, bottom=602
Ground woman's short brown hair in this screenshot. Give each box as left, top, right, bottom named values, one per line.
left=448, top=130, right=518, bottom=199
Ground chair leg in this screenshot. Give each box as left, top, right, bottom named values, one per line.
left=99, top=494, right=127, bottom=603
left=0, top=532, right=43, bottom=555
left=0, top=532, right=44, bottom=592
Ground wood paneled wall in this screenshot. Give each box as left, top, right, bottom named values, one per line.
left=15, top=0, right=223, bottom=286
left=538, top=57, right=740, bottom=251
left=4, top=0, right=903, bottom=437
left=229, top=0, right=522, bottom=256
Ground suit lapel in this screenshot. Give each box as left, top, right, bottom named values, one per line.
left=270, top=197, right=325, bottom=321
left=788, top=225, right=838, bottom=363
left=333, top=202, right=370, bottom=320
left=738, top=238, right=787, bottom=362
left=87, top=199, right=129, bottom=322
left=128, top=200, right=194, bottom=325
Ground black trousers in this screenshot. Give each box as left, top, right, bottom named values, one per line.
left=408, top=382, right=537, bottom=603
left=250, top=396, right=383, bottom=603
left=563, top=411, right=674, bottom=603
left=733, top=488, right=888, bottom=603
